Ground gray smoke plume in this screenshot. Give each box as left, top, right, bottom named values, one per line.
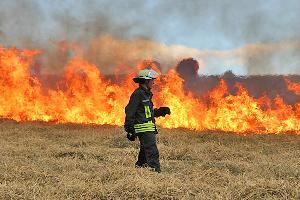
left=0, top=0, right=300, bottom=75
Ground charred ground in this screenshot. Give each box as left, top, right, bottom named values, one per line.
left=0, top=121, right=299, bottom=199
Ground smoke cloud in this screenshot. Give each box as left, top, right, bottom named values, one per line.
left=0, top=0, right=299, bottom=75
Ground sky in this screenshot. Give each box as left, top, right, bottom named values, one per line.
left=0, top=0, right=300, bottom=75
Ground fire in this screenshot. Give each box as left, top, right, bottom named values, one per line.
left=1, top=46, right=300, bottom=134
left=156, top=76, right=300, bottom=134
left=285, top=78, right=300, bottom=95
left=0, top=46, right=133, bottom=125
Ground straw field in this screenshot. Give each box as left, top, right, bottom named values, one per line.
left=0, top=120, right=299, bottom=199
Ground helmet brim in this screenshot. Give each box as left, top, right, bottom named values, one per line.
left=133, top=77, right=155, bottom=83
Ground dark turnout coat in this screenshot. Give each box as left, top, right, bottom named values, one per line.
left=125, top=86, right=159, bottom=134
left=124, top=85, right=161, bottom=171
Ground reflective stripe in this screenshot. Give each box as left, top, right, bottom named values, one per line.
left=134, top=121, right=155, bottom=128
left=144, top=105, right=151, bottom=118
left=135, top=128, right=155, bottom=133
left=134, top=124, right=155, bottom=128
left=135, top=126, right=155, bottom=130
left=134, top=121, right=156, bottom=133
left=135, top=128, right=156, bottom=133
left=134, top=126, right=155, bottom=130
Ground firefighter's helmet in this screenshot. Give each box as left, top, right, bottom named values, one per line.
left=133, top=69, right=159, bottom=83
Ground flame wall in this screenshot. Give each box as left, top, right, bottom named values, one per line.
left=1, top=46, right=300, bottom=134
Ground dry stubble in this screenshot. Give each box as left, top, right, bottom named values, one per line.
left=0, top=121, right=299, bottom=199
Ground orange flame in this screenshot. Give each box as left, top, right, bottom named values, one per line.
left=1, top=46, right=300, bottom=134
left=285, top=78, right=300, bottom=95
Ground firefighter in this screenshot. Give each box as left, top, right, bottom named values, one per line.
left=124, top=69, right=171, bottom=173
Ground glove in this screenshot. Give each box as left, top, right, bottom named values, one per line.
left=160, top=107, right=171, bottom=116
left=124, top=124, right=136, bottom=141
left=127, top=132, right=136, bottom=141
left=155, top=107, right=171, bottom=117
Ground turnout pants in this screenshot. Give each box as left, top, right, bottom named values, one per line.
left=136, top=133, right=160, bottom=172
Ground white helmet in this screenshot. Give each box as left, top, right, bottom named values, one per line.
left=133, top=69, right=159, bottom=83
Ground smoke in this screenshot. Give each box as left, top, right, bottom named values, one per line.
left=0, top=0, right=203, bottom=74
left=195, top=41, right=300, bottom=75
left=81, top=35, right=202, bottom=74
left=242, top=42, right=300, bottom=74
left=0, top=0, right=45, bottom=47
left=175, top=58, right=200, bottom=80
left=0, top=0, right=300, bottom=75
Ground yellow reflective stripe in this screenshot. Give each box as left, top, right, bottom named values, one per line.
left=134, top=124, right=155, bottom=128
left=134, top=122, right=155, bottom=128
left=147, top=106, right=151, bottom=118
left=144, top=105, right=151, bottom=118
left=134, top=121, right=156, bottom=133
left=135, top=128, right=155, bottom=133
left=136, top=130, right=155, bottom=133
left=134, top=127, right=155, bottom=131
left=135, top=126, right=155, bottom=130
left=135, top=128, right=156, bottom=133
left=135, top=127, right=156, bottom=131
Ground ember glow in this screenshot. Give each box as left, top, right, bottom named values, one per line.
left=1, top=46, right=300, bottom=134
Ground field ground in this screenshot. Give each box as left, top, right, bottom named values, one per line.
left=0, top=121, right=299, bottom=199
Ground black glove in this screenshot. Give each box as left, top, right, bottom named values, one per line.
left=124, top=124, right=136, bottom=141
left=160, top=107, right=171, bottom=116
left=127, top=132, right=136, bottom=141
left=155, top=107, right=171, bottom=117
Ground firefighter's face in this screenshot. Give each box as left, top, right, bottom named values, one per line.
left=146, top=79, right=155, bottom=89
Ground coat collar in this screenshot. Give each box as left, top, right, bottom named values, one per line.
left=139, top=85, right=152, bottom=96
